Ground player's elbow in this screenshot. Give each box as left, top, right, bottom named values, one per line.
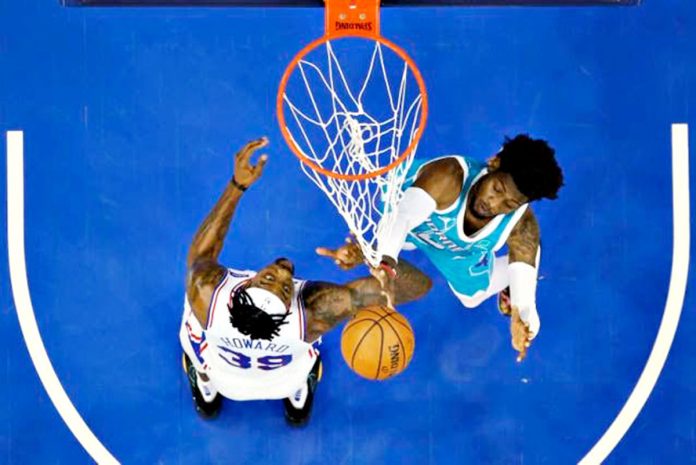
left=186, top=248, right=205, bottom=270
left=421, top=275, right=433, bottom=296
left=408, top=275, right=433, bottom=302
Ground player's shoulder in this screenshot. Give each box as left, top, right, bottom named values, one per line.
left=508, top=205, right=538, bottom=237
left=519, top=205, right=538, bottom=227
left=226, top=267, right=256, bottom=279
left=413, top=155, right=466, bottom=193
left=416, top=154, right=483, bottom=178
left=416, top=154, right=465, bottom=168
left=187, top=262, right=257, bottom=298
left=296, top=279, right=322, bottom=300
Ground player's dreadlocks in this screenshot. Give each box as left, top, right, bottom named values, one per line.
left=228, top=287, right=289, bottom=341
left=497, top=134, right=564, bottom=201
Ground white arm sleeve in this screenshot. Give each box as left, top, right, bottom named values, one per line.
left=508, top=261, right=541, bottom=338
left=377, top=187, right=437, bottom=262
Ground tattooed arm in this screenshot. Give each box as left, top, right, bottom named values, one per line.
left=505, top=207, right=541, bottom=361
left=185, top=137, right=268, bottom=325
left=304, top=243, right=432, bottom=342
left=506, top=208, right=540, bottom=266
left=345, top=258, right=432, bottom=308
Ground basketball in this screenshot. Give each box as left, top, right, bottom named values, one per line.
left=341, top=305, right=415, bottom=380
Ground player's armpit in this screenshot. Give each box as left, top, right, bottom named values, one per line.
left=506, top=208, right=540, bottom=267
left=186, top=258, right=227, bottom=327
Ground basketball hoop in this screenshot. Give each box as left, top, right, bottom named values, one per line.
left=277, top=0, right=428, bottom=266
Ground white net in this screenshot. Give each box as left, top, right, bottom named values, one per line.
left=280, top=38, right=425, bottom=267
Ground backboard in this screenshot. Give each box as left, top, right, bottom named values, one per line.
left=62, top=0, right=640, bottom=7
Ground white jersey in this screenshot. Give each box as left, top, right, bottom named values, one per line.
left=179, top=268, right=318, bottom=401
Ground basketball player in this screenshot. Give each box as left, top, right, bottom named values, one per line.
left=180, top=137, right=431, bottom=424
left=322, top=134, right=563, bottom=361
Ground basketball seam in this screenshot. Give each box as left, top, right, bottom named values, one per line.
left=347, top=313, right=395, bottom=379
left=377, top=315, right=409, bottom=373
left=360, top=307, right=412, bottom=331
left=349, top=318, right=383, bottom=369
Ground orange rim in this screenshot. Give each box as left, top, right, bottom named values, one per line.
left=277, top=33, right=428, bottom=181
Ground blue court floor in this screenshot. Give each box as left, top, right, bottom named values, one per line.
left=1, top=0, right=695, bottom=463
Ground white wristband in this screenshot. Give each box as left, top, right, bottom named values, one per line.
left=508, top=261, right=541, bottom=338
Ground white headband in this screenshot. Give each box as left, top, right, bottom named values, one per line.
left=245, top=287, right=288, bottom=316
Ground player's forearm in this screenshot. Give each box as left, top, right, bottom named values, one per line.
left=508, top=259, right=541, bottom=338
left=507, top=252, right=541, bottom=339
left=347, top=258, right=431, bottom=306
left=393, top=259, right=432, bottom=304
left=506, top=209, right=542, bottom=336
left=187, top=181, right=245, bottom=268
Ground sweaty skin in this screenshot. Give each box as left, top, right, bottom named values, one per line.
left=185, top=138, right=432, bottom=345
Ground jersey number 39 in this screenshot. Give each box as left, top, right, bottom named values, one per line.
left=217, top=346, right=292, bottom=371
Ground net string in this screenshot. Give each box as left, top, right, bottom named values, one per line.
left=282, top=40, right=424, bottom=267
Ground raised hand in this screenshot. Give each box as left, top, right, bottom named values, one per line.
left=315, top=237, right=365, bottom=270
left=510, top=305, right=532, bottom=362
left=233, top=137, right=269, bottom=188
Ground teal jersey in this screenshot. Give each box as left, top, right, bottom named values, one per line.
left=403, top=156, right=528, bottom=298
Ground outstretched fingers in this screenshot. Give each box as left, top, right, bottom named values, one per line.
left=237, top=137, right=268, bottom=162
left=234, top=137, right=269, bottom=186
left=252, top=154, right=268, bottom=175
left=316, top=246, right=352, bottom=270
left=237, top=137, right=268, bottom=168
left=316, top=236, right=363, bottom=270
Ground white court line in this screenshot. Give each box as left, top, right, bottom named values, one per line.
left=5, top=126, right=690, bottom=464
left=6, top=131, right=120, bottom=465
left=580, top=124, right=691, bottom=464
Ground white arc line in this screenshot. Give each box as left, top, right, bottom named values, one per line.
left=580, top=123, right=691, bottom=464
left=6, top=131, right=120, bottom=465
left=4, top=125, right=690, bottom=465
